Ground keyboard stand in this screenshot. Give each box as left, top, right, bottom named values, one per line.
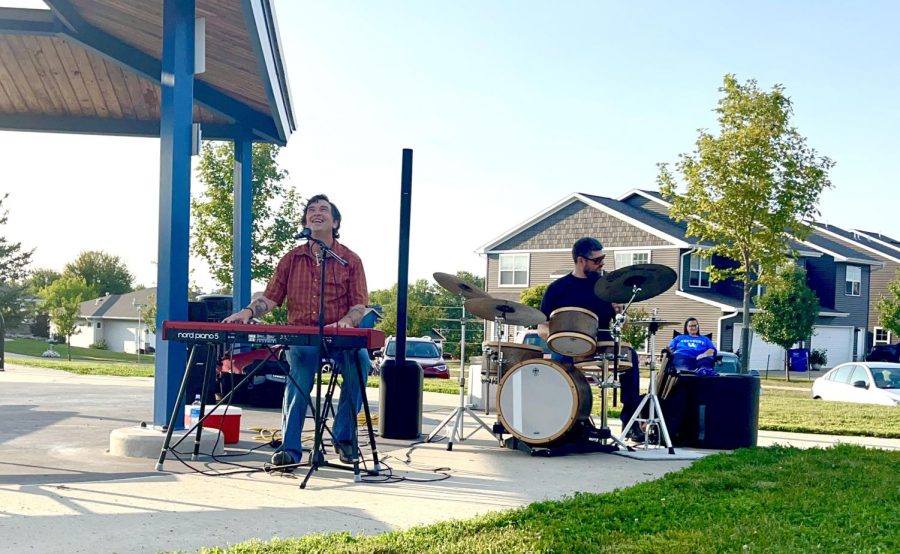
left=155, top=343, right=287, bottom=471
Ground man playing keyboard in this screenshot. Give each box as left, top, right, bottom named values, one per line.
left=224, top=194, right=370, bottom=469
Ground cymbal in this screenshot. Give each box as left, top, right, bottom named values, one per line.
left=433, top=272, right=490, bottom=299
left=594, top=264, right=677, bottom=303
left=464, top=297, right=547, bottom=327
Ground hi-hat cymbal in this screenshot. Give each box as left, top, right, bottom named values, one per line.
left=433, top=272, right=490, bottom=299
left=464, top=297, right=547, bottom=327
left=594, top=264, right=677, bottom=303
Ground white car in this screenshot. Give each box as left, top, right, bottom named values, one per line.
left=811, top=362, right=900, bottom=406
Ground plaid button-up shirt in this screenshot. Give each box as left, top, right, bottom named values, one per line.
left=264, top=240, right=368, bottom=326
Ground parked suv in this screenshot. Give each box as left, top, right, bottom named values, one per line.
left=375, top=336, right=450, bottom=378
left=866, top=344, right=900, bottom=363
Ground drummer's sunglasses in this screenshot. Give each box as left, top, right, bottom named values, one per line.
left=583, top=254, right=606, bottom=263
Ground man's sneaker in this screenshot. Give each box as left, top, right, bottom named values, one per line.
left=334, top=441, right=359, bottom=464
left=270, top=451, right=298, bottom=472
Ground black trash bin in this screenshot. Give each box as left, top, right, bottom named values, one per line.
left=676, top=374, right=760, bottom=449
left=378, top=359, right=424, bottom=439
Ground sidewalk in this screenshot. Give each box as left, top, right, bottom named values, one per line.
left=0, top=363, right=896, bottom=554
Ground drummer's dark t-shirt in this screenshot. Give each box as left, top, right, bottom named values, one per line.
left=540, top=272, right=616, bottom=340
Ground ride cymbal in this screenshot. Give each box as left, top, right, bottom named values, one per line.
left=433, top=272, right=490, bottom=299
left=594, top=264, right=677, bottom=303
left=463, top=297, right=547, bottom=327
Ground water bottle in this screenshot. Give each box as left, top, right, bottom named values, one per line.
left=189, top=394, right=202, bottom=428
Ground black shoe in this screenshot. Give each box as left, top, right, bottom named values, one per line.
left=334, top=441, right=359, bottom=464
left=625, top=428, right=646, bottom=443
left=270, top=451, right=298, bottom=472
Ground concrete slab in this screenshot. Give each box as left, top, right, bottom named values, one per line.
left=1, top=363, right=898, bottom=554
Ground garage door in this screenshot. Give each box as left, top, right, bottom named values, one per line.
left=734, top=324, right=786, bottom=372
left=810, top=326, right=854, bottom=368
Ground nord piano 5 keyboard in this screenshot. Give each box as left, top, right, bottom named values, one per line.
left=162, top=320, right=385, bottom=350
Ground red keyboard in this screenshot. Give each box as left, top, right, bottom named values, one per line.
left=162, top=320, right=385, bottom=350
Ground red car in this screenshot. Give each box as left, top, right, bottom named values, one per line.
left=376, top=337, right=450, bottom=378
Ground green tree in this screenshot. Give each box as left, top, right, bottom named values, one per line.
left=64, top=250, right=134, bottom=296
left=40, top=276, right=93, bottom=361
left=621, top=307, right=650, bottom=354
left=369, top=279, right=444, bottom=339
left=431, top=272, right=486, bottom=358
left=658, top=74, right=834, bottom=373
left=876, top=269, right=900, bottom=338
left=519, top=284, right=548, bottom=310
left=26, top=268, right=61, bottom=296
left=0, top=194, right=33, bottom=367
left=0, top=193, right=32, bottom=284
left=140, top=294, right=158, bottom=335
left=191, top=142, right=303, bottom=288
left=753, top=265, right=820, bottom=379
left=24, top=268, right=62, bottom=338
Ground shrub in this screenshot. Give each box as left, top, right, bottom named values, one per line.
left=809, top=348, right=828, bottom=366
left=89, top=339, right=109, bottom=350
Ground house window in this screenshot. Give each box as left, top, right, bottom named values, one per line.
left=689, top=254, right=711, bottom=288
left=874, top=327, right=891, bottom=345
left=97, top=322, right=101, bottom=328
left=614, top=250, right=650, bottom=270
left=845, top=265, right=861, bottom=296
left=499, top=254, right=529, bottom=286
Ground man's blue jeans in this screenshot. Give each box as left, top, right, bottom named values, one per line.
left=279, top=346, right=370, bottom=463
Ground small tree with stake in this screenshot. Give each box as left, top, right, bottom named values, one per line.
left=753, top=265, right=819, bottom=380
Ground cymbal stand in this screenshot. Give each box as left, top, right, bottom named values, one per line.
left=426, top=306, right=497, bottom=449
left=618, top=316, right=675, bottom=454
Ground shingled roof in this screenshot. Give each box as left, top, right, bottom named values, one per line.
left=79, top=287, right=156, bottom=320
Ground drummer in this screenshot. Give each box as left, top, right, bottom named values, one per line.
left=537, top=237, right=644, bottom=442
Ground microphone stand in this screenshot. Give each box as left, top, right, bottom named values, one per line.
left=300, top=236, right=349, bottom=488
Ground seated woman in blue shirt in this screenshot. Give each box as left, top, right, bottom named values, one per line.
left=668, top=317, right=717, bottom=374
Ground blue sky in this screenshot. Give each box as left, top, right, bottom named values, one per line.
left=2, top=1, right=898, bottom=292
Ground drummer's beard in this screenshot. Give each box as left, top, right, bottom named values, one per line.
left=588, top=267, right=604, bottom=277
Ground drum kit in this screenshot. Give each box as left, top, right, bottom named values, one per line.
left=429, top=264, right=679, bottom=456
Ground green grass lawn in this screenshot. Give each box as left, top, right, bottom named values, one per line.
left=196, top=445, right=899, bottom=553
left=4, top=337, right=154, bottom=364
left=8, top=357, right=155, bottom=377
left=759, top=388, right=900, bottom=438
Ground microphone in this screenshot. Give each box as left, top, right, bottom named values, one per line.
left=294, top=227, right=312, bottom=240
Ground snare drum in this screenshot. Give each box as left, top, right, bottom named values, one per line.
left=574, top=340, right=634, bottom=371
left=481, top=341, right=543, bottom=377
left=547, top=307, right=598, bottom=357
left=497, top=359, right=593, bottom=445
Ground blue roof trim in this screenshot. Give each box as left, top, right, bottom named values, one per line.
left=241, top=0, right=295, bottom=144
left=42, top=0, right=282, bottom=143
left=0, top=8, right=60, bottom=35
left=0, top=113, right=251, bottom=140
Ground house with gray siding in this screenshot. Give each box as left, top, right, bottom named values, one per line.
left=68, top=288, right=157, bottom=354
left=812, top=223, right=900, bottom=348
left=477, top=190, right=884, bottom=371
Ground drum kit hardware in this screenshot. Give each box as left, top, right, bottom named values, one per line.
left=429, top=263, right=678, bottom=457
left=425, top=274, right=497, bottom=450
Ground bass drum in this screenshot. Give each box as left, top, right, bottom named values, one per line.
left=497, top=359, right=593, bottom=445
